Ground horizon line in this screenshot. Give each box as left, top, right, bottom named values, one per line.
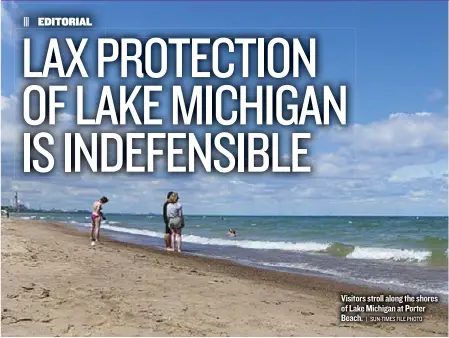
left=8, top=210, right=448, bottom=218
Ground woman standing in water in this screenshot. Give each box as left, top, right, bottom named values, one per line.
left=91, top=196, right=109, bottom=246
left=166, top=192, right=184, bottom=252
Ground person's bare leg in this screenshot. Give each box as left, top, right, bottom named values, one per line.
left=96, top=222, right=101, bottom=242
left=171, top=230, right=177, bottom=250
left=165, top=233, right=174, bottom=251
left=94, top=218, right=101, bottom=242
left=164, top=233, right=170, bottom=248
left=90, top=219, right=96, bottom=245
left=176, top=231, right=182, bottom=252
left=90, top=219, right=95, bottom=241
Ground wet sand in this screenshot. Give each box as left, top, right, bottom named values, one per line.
left=2, top=219, right=448, bottom=336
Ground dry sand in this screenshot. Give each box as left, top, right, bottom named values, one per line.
left=1, top=219, right=448, bottom=336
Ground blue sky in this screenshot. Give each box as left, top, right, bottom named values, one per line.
left=1, top=1, right=448, bottom=216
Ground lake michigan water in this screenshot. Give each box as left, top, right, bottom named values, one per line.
left=14, top=212, right=448, bottom=302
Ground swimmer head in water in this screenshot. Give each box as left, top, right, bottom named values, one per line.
left=227, top=229, right=236, bottom=237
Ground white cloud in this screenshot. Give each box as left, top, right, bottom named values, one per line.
left=405, top=190, right=429, bottom=201
left=388, top=160, right=447, bottom=183
left=328, top=112, right=447, bottom=155
left=1, top=94, right=447, bottom=215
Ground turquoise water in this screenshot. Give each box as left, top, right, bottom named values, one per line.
left=13, top=212, right=448, bottom=301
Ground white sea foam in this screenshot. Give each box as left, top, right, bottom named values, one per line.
left=181, top=234, right=330, bottom=252
left=70, top=222, right=438, bottom=263
left=347, top=247, right=431, bottom=262
left=19, top=216, right=37, bottom=220
left=73, top=222, right=329, bottom=252
left=81, top=223, right=165, bottom=239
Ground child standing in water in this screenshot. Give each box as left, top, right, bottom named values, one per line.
left=91, top=196, right=109, bottom=246
left=166, top=192, right=184, bottom=252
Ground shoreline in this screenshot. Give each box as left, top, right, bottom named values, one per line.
left=60, top=221, right=449, bottom=309
left=79, top=220, right=449, bottom=299
left=2, top=219, right=448, bottom=336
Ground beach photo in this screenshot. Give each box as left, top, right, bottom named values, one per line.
left=1, top=0, right=448, bottom=336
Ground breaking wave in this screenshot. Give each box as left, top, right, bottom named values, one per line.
left=72, top=221, right=447, bottom=266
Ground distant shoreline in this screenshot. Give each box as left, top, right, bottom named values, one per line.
left=5, top=210, right=448, bottom=218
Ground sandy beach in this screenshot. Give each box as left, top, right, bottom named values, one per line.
left=1, top=219, right=447, bottom=337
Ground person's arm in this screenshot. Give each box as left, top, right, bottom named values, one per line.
left=163, top=202, right=168, bottom=224
left=177, top=202, right=183, bottom=217
left=98, top=204, right=106, bottom=219
left=177, top=202, right=185, bottom=227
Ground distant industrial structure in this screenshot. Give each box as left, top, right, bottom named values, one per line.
left=1, top=191, right=90, bottom=214
left=14, top=191, right=19, bottom=212
left=2, top=191, right=26, bottom=212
